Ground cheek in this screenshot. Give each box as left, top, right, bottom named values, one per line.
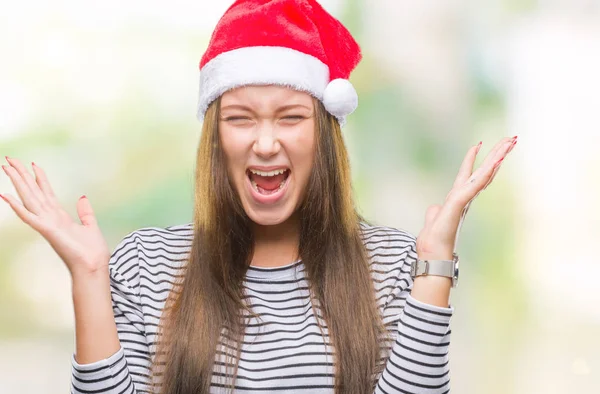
left=219, top=127, right=249, bottom=174
left=290, top=124, right=316, bottom=177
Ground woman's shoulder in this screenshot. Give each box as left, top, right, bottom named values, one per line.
left=359, top=221, right=417, bottom=249
left=132, top=222, right=195, bottom=247
left=108, top=222, right=194, bottom=283
left=359, top=221, right=417, bottom=269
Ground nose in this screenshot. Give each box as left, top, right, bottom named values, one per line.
left=252, top=123, right=281, bottom=158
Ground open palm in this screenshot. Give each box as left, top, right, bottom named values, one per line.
left=416, top=136, right=518, bottom=259
left=1, top=157, right=109, bottom=277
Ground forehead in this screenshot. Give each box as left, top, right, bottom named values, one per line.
left=220, top=85, right=314, bottom=110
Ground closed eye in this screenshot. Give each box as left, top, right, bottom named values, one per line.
left=280, top=115, right=307, bottom=124
left=224, top=116, right=251, bottom=121
left=284, top=115, right=305, bottom=120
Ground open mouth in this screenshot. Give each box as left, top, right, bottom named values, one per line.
left=247, top=168, right=291, bottom=195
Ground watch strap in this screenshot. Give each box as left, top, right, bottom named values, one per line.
left=412, top=259, right=455, bottom=277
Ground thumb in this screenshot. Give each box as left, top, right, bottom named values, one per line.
left=77, top=195, right=97, bottom=227
left=424, top=204, right=442, bottom=227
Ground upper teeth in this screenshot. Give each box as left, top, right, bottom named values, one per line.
left=249, top=169, right=287, bottom=177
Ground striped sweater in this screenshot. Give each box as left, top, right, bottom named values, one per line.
left=70, top=222, right=453, bottom=393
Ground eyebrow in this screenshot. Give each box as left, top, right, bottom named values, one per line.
left=220, top=104, right=312, bottom=113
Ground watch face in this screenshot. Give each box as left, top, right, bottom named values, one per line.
left=452, top=254, right=459, bottom=287
left=453, top=265, right=459, bottom=287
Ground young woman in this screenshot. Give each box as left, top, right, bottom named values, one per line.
left=0, top=1, right=517, bottom=393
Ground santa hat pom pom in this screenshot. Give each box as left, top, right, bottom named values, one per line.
left=322, top=79, right=358, bottom=118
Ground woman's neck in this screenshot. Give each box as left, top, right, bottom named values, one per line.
left=251, top=214, right=300, bottom=268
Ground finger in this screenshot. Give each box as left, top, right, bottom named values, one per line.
left=453, top=141, right=481, bottom=187
left=77, top=195, right=98, bottom=227
left=466, top=137, right=516, bottom=185
left=469, top=137, right=512, bottom=180
left=444, top=141, right=517, bottom=226
left=5, top=157, right=47, bottom=202
left=478, top=136, right=516, bottom=170
left=483, top=157, right=504, bottom=190
left=466, top=155, right=505, bottom=198
left=506, top=137, right=518, bottom=155
left=442, top=153, right=507, bottom=220
left=0, top=193, right=42, bottom=229
left=31, top=162, right=60, bottom=209
left=480, top=137, right=517, bottom=189
left=2, top=163, right=43, bottom=214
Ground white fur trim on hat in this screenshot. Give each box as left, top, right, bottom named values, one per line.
left=196, top=46, right=356, bottom=126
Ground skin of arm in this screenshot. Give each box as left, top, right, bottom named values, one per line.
left=71, top=268, right=121, bottom=364
left=411, top=273, right=452, bottom=308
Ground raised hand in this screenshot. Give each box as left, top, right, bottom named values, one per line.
left=0, top=157, right=110, bottom=278
left=416, top=136, right=518, bottom=260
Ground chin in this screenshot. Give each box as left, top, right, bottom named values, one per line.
left=244, top=204, right=297, bottom=227
left=246, top=212, right=292, bottom=226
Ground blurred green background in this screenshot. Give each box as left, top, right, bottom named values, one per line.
left=1, top=0, right=599, bottom=393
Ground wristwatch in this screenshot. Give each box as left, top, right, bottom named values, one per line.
left=410, top=252, right=460, bottom=288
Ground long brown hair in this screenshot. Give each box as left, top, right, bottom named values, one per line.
left=151, top=95, right=390, bottom=393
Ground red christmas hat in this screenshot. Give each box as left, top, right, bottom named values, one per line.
left=196, top=0, right=362, bottom=126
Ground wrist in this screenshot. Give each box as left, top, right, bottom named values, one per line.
left=411, top=275, right=452, bottom=308
left=71, top=266, right=111, bottom=297
left=412, top=252, right=458, bottom=279
left=71, top=263, right=109, bottom=283
left=417, top=251, right=454, bottom=261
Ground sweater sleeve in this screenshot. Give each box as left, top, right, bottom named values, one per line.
left=371, top=229, right=453, bottom=394
left=70, top=231, right=153, bottom=394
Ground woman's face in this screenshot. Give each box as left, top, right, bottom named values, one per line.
left=219, top=85, right=316, bottom=226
